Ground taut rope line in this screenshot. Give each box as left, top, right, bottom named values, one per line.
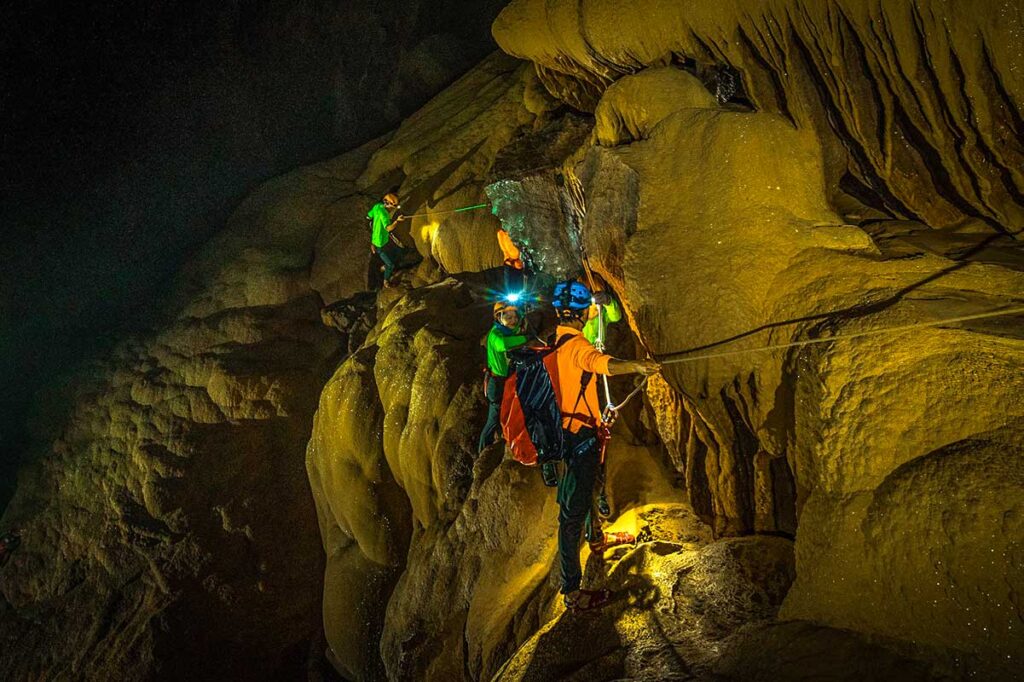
left=657, top=306, right=1024, bottom=365
left=608, top=306, right=1023, bottom=414
left=319, top=202, right=491, bottom=251
left=399, top=203, right=490, bottom=220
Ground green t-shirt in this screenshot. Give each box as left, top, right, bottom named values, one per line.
left=486, top=324, right=528, bottom=377
left=367, top=202, right=392, bottom=248
left=583, top=297, right=622, bottom=345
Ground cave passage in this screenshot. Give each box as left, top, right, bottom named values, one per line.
left=2, top=1, right=1022, bottom=681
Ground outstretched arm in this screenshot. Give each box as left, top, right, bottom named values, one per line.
left=607, top=358, right=660, bottom=376
left=386, top=213, right=406, bottom=246
left=572, top=338, right=660, bottom=377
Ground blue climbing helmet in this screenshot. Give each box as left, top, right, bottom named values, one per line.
left=551, top=280, right=592, bottom=311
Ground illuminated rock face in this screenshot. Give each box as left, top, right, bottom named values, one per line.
left=540, top=65, right=1023, bottom=676
left=555, top=44, right=1024, bottom=678
left=493, top=0, right=1024, bottom=235
left=4, top=3, right=1024, bottom=680
left=305, top=47, right=1022, bottom=681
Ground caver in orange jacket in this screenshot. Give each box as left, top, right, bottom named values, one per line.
left=550, top=325, right=612, bottom=433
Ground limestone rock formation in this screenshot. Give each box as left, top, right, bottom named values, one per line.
left=494, top=0, right=1024, bottom=235
left=303, top=43, right=1021, bottom=678
left=355, top=52, right=561, bottom=276
left=0, top=50, right=562, bottom=680
left=4, top=2, right=1023, bottom=681
left=536, top=64, right=1022, bottom=678
left=1, top=0, right=514, bottom=512
left=0, top=138, right=386, bottom=679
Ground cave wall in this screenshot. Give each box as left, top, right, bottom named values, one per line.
left=303, top=44, right=1022, bottom=681
left=306, top=54, right=564, bottom=679
left=0, top=50, right=560, bottom=681
left=0, top=139, right=391, bottom=679
left=486, top=2, right=1023, bottom=670
left=493, top=0, right=1024, bottom=235
left=3, top=1, right=1023, bottom=680
left=0, top=0, right=510, bottom=511
left=573, top=66, right=1024, bottom=672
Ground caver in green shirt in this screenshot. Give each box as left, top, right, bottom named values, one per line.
left=367, top=202, right=393, bottom=248
left=486, top=323, right=528, bottom=377
left=583, top=296, right=622, bottom=345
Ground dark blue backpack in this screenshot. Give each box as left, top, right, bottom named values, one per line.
left=500, top=335, right=592, bottom=466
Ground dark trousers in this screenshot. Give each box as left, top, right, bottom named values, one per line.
left=377, top=242, right=400, bottom=281
left=556, top=427, right=602, bottom=594
left=478, top=373, right=506, bottom=452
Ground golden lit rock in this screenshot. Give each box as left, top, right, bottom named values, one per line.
left=495, top=0, right=1024, bottom=233
left=3, top=2, right=1022, bottom=679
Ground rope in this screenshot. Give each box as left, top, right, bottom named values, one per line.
left=317, top=201, right=490, bottom=252
left=597, top=306, right=1022, bottom=422
left=606, top=376, right=650, bottom=414
left=596, top=305, right=613, bottom=405
left=399, top=202, right=490, bottom=220
left=657, top=306, right=1024, bottom=365
left=564, top=168, right=621, bottom=518
left=564, top=168, right=611, bottom=411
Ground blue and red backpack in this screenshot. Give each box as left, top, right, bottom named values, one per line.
left=499, top=335, right=594, bottom=466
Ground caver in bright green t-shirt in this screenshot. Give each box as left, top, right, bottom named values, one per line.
left=583, top=296, right=622, bottom=345
left=485, top=323, right=528, bottom=377
left=367, top=202, right=393, bottom=248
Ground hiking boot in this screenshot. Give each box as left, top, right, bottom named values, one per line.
left=588, top=531, right=636, bottom=555
left=563, top=588, right=612, bottom=614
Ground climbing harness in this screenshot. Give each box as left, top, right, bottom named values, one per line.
left=656, top=306, right=1024, bottom=365
left=595, top=374, right=650, bottom=486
